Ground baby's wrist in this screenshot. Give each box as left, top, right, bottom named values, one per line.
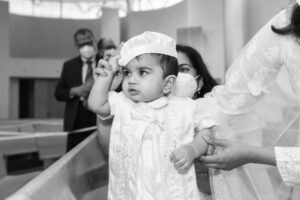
left=187, top=144, right=199, bottom=159
left=243, top=145, right=257, bottom=164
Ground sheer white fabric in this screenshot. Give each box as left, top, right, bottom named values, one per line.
left=275, top=147, right=300, bottom=186
left=201, top=4, right=300, bottom=199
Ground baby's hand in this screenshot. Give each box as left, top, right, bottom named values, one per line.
left=170, top=145, right=196, bottom=173
left=94, top=57, right=120, bottom=79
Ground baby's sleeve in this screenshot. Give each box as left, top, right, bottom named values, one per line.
left=194, top=101, right=218, bottom=130
left=97, top=91, right=123, bottom=120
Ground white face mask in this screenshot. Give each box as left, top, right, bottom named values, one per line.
left=171, top=73, right=199, bottom=98
left=79, top=45, right=95, bottom=59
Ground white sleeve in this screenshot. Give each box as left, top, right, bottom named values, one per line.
left=97, top=91, right=123, bottom=120
left=209, top=8, right=287, bottom=115
left=194, top=100, right=218, bottom=130
left=275, top=147, right=300, bottom=186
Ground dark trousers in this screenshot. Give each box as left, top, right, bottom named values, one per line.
left=66, top=101, right=96, bottom=151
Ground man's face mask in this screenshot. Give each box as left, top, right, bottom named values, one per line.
left=79, top=45, right=95, bottom=60
left=171, top=72, right=200, bottom=98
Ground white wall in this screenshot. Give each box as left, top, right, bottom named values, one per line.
left=245, top=0, right=291, bottom=41
left=123, top=1, right=188, bottom=40
left=186, top=0, right=225, bottom=81
left=10, top=15, right=102, bottom=59
left=0, top=2, right=10, bottom=119
left=101, top=8, right=120, bottom=45
left=224, top=0, right=291, bottom=71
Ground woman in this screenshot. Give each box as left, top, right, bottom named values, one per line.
left=176, top=44, right=218, bottom=99
left=196, top=1, right=300, bottom=199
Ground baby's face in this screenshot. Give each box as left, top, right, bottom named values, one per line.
left=122, top=54, right=165, bottom=102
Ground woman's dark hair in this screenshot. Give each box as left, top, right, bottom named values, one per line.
left=176, top=44, right=218, bottom=98
left=271, top=4, right=300, bottom=37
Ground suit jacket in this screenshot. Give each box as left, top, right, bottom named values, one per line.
left=55, top=56, right=98, bottom=131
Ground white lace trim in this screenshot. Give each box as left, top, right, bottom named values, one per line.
left=246, top=37, right=258, bottom=60
left=247, top=68, right=270, bottom=96
left=275, top=147, right=300, bottom=186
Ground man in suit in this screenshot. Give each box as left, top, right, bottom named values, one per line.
left=55, top=28, right=98, bottom=151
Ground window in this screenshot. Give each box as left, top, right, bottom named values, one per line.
left=1, top=0, right=183, bottom=19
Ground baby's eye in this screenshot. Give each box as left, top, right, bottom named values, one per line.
left=115, top=71, right=122, bottom=77
left=139, top=70, right=148, bottom=76
left=122, top=69, right=130, bottom=76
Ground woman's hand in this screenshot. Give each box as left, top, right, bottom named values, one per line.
left=199, top=136, right=252, bottom=170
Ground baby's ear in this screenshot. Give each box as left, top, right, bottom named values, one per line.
left=163, top=75, right=176, bottom=95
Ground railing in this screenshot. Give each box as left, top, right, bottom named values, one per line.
left=6, top=133, right=108, bottom=200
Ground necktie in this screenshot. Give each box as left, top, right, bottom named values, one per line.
left=84, top=59, right=94, bottom=89
left=83, top=60, right=94, bottom=107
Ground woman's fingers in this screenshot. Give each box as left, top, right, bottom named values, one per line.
left=202, top=136, right=229, bottom=148
left=202, top=163, right=222, bottom=169
left=199, top=154, right=221, bottom=164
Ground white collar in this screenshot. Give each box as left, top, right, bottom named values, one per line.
left=81, top=56, right=95, bottom=63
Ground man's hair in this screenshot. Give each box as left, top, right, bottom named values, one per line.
left=135, top=53, right=178, bottom=78
left=73, top=28, right=94, bottom=42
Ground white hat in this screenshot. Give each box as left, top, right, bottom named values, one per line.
left=118, top=31, right=177, bottom=66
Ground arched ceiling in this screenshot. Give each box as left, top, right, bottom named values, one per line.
left=1, top=0, right=184, bottom=19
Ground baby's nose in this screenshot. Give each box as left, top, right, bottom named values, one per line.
left=128, top=74, right=138, bottom=84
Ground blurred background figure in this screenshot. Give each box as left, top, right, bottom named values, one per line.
left=54, top=28, right=99, bottom=151
left=97, top=38, right=116, bottom=59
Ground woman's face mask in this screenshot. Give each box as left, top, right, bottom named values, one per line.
left=171, top=72, right=201, bottom=98
left=79, top=45, right=95, bottom=59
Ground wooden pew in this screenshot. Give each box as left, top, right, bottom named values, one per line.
left=0, top=136, right=41, bottom=200
left=0, top=130, right=67, bottom=199
left=6, top=133, right=108, bottom=200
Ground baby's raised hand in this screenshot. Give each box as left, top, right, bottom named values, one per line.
left=94, top=57, right=120, bottom=79
left=170, top=145, right=196, bottom=173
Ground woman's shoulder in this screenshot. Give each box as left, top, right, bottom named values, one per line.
left=270, top=5, right=292, bottom=27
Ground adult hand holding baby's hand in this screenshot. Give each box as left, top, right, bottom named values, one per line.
left=170, top=145, right=196, bottom=174
left=200, top=137, right=252, bottom=171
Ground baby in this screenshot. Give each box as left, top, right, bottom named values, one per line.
left=88, top=31, right=216, bottom=200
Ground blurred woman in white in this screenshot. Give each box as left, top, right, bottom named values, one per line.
left=197, top=1, right=300, bottom=199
